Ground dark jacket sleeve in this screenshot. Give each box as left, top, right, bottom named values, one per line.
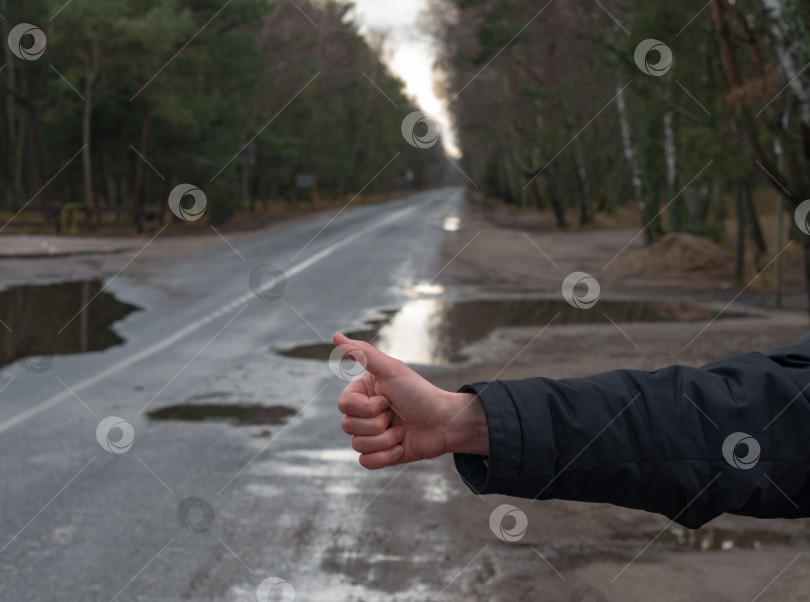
left=454, top=333, right=810, bottom=528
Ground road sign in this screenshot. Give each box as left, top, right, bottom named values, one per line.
left=295, top=173, right=315, bottom=189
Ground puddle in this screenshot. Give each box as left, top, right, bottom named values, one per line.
left=654, top=526, right=794, bottom=551
left=279, top=311, right=396, bottom=361
left=442, top=216, right=461, bottom=231
left=420, top=473, right=453, bottom=503
left=281, top=448, right=359, bottom=463
left=146, top=404, right=296, bottom=426
left=0, top=280, right=138, bottom=369
left=280, top=298, right=745, bottom=365
left=253, top=448, right=361, bottom=479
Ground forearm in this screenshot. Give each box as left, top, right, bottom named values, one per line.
left=453, top=338, right=810, bottom=528
left=443, top=391, right=489, bottom=456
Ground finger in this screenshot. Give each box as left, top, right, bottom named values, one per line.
left=358, top=445, right=405, bottom=470
left=351, top=426, right=405, bottom=453
left=333, top=333, right=403, bottom=379
left=337, top=393, right=389, bottom=418
left=342, top=410, right=393, bottom=435
left=336, top=371, right=374, bottom=399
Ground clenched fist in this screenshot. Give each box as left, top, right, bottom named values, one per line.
left=333, top=333, right=489, bottom=469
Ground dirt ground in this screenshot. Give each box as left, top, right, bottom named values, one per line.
left=410, top=196, right=810, bottom=601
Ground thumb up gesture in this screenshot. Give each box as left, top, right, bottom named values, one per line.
left=333, top=333, right=488, bottom=469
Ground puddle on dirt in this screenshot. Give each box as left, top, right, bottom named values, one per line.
left=280, top=297, right=745, bottom=365
left=654, top=526, right=794, bottom=551
left=443, top=216, right=461, bottom=231
left=146, top=404, right=296, bottom=426
left=0, top=280, right=138, bottom=369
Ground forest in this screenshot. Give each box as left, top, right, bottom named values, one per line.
left=0, top=0, right=443, bottom=226
left=427, top=0, right=810, bottom=301
left=3, top=0, right=810, bottom=302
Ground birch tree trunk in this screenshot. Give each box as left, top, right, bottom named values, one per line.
left=616, top=83, right=652, bottom=243
left=664, top=109, right=684, bottom=231
left=760, top=0, right=810, bottom=129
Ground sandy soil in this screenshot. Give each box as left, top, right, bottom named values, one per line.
left=405, top=196, right=810, bottom=601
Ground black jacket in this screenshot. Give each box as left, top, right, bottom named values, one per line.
left=454, top=332, right=810, bottom=528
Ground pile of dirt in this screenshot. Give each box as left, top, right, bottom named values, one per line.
left=612, top=232, right=734, bottom=281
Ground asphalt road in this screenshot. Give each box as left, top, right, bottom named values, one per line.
left=0, top=187, right=465, bottom=601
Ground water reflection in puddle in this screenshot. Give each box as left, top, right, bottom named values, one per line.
left=282, top=448, right=359, bottom=462
left=281, top=297, right=744, bottom=365
left=254, top=448, right=361, bottom=479
left=0, top=280, right=138, bottom=368
left=654, top=526, right=794, bottom=551
left=442, top=216, right=460, bottom=231
left=420, top=473, right=453, bottom=503
left=147, top=404, right=296, bottom=426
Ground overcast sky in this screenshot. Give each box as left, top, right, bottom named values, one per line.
left=349, top=0, right=460, bottom=156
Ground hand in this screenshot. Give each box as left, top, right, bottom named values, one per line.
left=333, top=333, right=489, bottom=469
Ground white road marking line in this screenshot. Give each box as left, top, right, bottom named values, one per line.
left=0, top=201, right=423, bottom=435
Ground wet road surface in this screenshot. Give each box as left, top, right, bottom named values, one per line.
left=0, top=187, right=467, bottom=601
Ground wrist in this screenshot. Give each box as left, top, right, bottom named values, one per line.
left=442, top=391, right=489, bottom=456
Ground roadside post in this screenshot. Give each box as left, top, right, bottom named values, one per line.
left=236, top=142, right=257, bottom=214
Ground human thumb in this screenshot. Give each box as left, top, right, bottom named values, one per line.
left=332, top=333, right=402, bottom=379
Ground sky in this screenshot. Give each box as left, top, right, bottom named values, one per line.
left=348, top=0, right=460, bottom=156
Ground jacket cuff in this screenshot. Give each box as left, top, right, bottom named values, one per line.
left=453, top=380, right=523, bottom=495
